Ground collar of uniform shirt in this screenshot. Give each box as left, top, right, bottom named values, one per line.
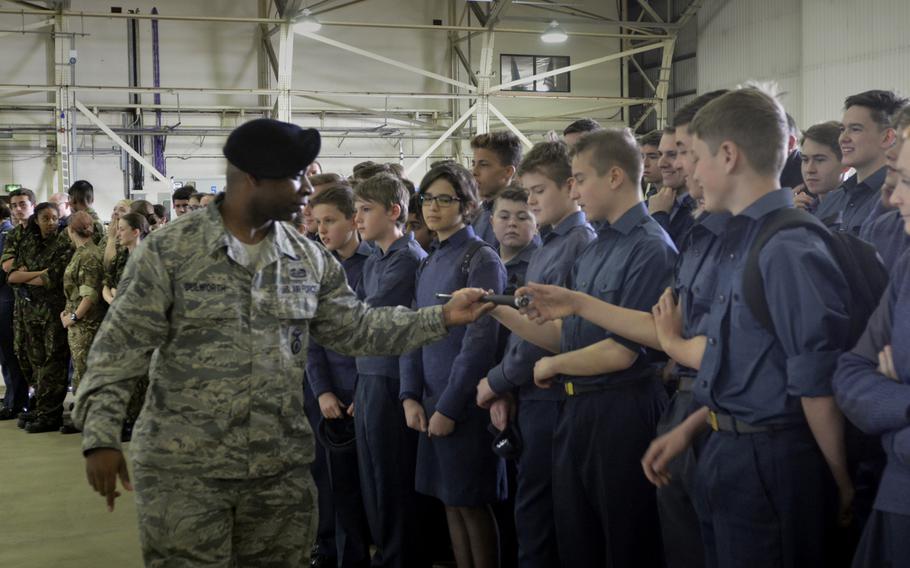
left=599, top=202, right=649, bottom=236
left=374, top=232, right=415, bottom=260
left=737, top=188, right=794, bottom=221
left=549, top=210, right=587, bottom=239
left=503, top=239, right=539, bottom=267
left=433, top=224, right=475, bottom=250
left=206, top=200, right=300, bottom=261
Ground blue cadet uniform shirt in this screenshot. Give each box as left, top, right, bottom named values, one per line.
left=834, top=249, right=910, bottom=516
left=860, top=209, right=910, bottom=272
left=814, top=166, right=888, bottom=235
left=695, top=189, right=851, bottom=427
left=652, top=192, right=697, bottom=247
left=355, top=233, right=427, bottom=378
left=307, top=240, right=373, bottom=399
left=673, top=211, right=730, bottom=381
left=472, top=203, right=499, bottom=247
left=559, top=203, right=677, bottom=388
left=487, top=211, right=596, bottom=400
left=502, top=236, right=540, bottom=295
left=72, top=201, right=449, bottom=479
left=400, top=225, right=506, bottom=420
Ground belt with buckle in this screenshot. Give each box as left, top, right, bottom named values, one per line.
left=564, top=377, right=646, bottom=397
left=707, top=411, right=804, bottom=434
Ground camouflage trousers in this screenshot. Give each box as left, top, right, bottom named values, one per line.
left=133, top=464, right=317, bottom=567
left=67, top=319, right=100, bottom=394
left=22, top=314, right=70, bottom=420
left=12, top=297, right=33, bottom=385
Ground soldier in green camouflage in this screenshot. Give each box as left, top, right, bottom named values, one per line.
left=60, top=211, right=105, bottom=435
left=8, top=202, right=74, bottom=433
left=74, top=119, right=494, bottom=567
left=0, top=188, right=36, bottom=422
left=67, top=180, right=106, bottom=246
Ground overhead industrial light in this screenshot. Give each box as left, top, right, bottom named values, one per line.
left=540, top=20, right=568, bottom=44
left=294, top=9, right=322, bottom=33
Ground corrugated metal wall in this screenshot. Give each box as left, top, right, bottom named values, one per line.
left=697, top=0, right=910, bottom=131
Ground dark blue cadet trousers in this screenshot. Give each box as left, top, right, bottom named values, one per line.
left=0, top=299, right=27, bottom=413
left=551, top=377, right=667, bottom=568
left=304, top=376, right=337, bottom=559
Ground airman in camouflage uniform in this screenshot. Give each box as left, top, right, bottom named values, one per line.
left=13, top=216, right=74, bottom=431
left=63, top=235, right=105, bottom=393
left=74, top=119, right=491, bottom=568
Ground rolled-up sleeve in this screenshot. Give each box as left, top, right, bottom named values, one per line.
left=760, top=229, right=850, bottom=397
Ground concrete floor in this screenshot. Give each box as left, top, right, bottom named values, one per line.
left=0, top=417, right=144, bottom=567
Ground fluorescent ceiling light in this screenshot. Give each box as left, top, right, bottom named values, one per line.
left=294, top=9, right=322, bottom=34
left=540, top=20, right=568, bottom=44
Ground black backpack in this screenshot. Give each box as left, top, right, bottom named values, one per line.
left=743, top=207, right=888, bottom=348
left=743, top=208, right=889, bottom=467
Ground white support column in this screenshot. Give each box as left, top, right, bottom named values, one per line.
left=405, top=102, right=478, bottom=178
left=53, top=14, right=74, bottom=193
left=475, top=31, right=495, bottom=135
left=654, top=38, right=676, bottom=128
left=276, top=21, right=294, bottom=122
left=74, top=100, right=169, bottom=183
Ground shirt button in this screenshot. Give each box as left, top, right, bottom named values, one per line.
left=849, top=202, right=855, bottom=208
left=728, top=253, right=735, bottom=260
left=717, top=294, right=725, bottom=303
left=708, top=337, right=716, bottom=346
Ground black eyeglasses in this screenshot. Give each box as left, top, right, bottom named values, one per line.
left=419, top=194, right=462, bottom=207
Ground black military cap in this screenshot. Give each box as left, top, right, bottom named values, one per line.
left=223, top=118, right=321, bottom=179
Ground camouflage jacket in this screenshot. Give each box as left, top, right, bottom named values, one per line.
left=73, top=198, right=448, bottom=478
left=104, top=247, right=129, bottom=290
left=13, top=229, right=74, bottom=319
left=64, top=241, right=105, bottom=321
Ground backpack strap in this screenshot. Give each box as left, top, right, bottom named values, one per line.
left=743, top=208, right=832, bottom=334
left=459, top=240, right=494, bottom=287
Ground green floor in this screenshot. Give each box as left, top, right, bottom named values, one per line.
left=0, top=417, right=144, bottom=567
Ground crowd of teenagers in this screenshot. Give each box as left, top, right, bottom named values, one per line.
left=2, top=84, right=910, bottom=568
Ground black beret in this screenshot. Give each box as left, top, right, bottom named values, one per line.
left=223, top=118, right=321, bottom=179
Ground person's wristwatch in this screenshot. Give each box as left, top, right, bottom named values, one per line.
left=69, top=312, right=79, bottom=322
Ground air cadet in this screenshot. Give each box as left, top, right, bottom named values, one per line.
left=648, top=127, right=697, bottom=246
left=471, top=132, right=523, bottom=247
left=352, top=173, right=430, bottom=568
left=171, top=186, right=194, bottom=218
left=401, top=162, right=507, bottom=568
left=642, top=88, right=854, bottom=567
left=73, top=118, right=493, bottom=568
left=859, top=106, right=910, bottom=271
left=814, top=90, right=907, bottom=234
left=638, top=130, right=664, bottom=200
left=60, top=211, right=105, bottom=434
left=1, top=188, right=36, bottom=423
left=793, top=121, right=846, bottom=213
left=476, top=140, right=596, bottom=568
left=307, top=185, right=373, bottom=568
left=562, top=118, right=603, bottom=149
left=405, top=194, right=434, bottom=252
left=834, top=126, right=910, bottom=568
left=493, top=129, right=677, bottom=567
left=0, top=190, right=32, bottom=421
left=8, top=202, right=74, bottom=434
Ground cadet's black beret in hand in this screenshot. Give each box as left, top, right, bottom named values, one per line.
left=223, top=118, right=321, bottom=180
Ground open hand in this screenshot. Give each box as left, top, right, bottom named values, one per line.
left=517, top=282, right=579, bottom=324
left=641, top=427, right=691, bottom=487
